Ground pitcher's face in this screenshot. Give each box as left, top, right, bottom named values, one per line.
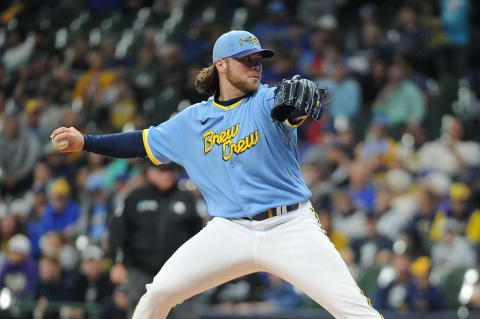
left=225, top=53, right=263, bottom=94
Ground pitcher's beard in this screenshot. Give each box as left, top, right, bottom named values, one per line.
left=226, top=68, right=260, bottom=94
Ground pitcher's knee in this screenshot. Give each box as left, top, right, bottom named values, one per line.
left=144, top=284, right=185, bottom=309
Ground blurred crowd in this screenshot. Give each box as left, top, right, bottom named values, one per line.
left=1, top=0, right=480, bottom=318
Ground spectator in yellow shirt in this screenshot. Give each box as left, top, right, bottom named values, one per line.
left=72, top=51, right=116, bottom=102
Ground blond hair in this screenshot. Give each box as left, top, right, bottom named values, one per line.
left=195, top=64, right=219, bottom=96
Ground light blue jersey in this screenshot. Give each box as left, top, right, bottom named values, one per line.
left=143, top=84, right=311, bottom=218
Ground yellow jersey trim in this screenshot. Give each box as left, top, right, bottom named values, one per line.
left=213, top=98, right=244, bottom=110
left=286, top=117, right=307, bottom=128
left=142, top=129, right=161, bottom=165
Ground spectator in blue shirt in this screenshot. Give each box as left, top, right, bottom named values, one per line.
left=80, top=172, right=110, bottom=244
left=262, top=273, right=303, bottom=310
left=40, top=178, right=80, bottom=238
left=347, top=161, right=376, bottom=212
left=252, top=0, right=291, bottom=45
left=441, top=0, right=470, bottom=46
left=316, top=61, right=362, bottom=119
left=262, top=50, right=305, bottom=86
left=438, top=0, right=470, bottom=76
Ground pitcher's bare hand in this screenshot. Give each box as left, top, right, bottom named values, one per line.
left=50, top=127, right=84, bottom=153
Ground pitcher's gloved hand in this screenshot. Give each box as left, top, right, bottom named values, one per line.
left=271, top=75, right=329, bottom=123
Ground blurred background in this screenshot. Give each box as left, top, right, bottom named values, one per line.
left=0, top=0, right=480, bottom=318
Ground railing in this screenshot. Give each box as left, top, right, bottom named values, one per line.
left=199, top=309, right=480, bottom=319
left=2, top=300, right=480, bottom=319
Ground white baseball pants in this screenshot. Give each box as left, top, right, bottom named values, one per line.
left=131, top=202, right=383, bottom=318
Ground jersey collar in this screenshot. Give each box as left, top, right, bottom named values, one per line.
left=213, top=92, right=252, bottom=110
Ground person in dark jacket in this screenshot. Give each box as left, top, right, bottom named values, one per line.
left=71, top=245, right=113, bottom=304
left=35, top=256, right=72, bottom=302
left=34, top=256, right=74, bottom=319
left=99, top=285, right=129, bottom=319
left=373, top=254, right=446, bottom=312
left=108, top=163, right=203, bottom=318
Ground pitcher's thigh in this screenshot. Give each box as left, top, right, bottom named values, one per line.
left=261, top=222, right=382, bottom=318
left=144, top=217, right=261, bottom=305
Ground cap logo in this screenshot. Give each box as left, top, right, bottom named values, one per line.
left=238, top=36, right=260, bottom=46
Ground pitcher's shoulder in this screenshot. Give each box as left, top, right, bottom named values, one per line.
left=184, top=97, right=214, bottom=116
left=254, top=84, right=276, bottom=99
left=248, top=84, right=275, bottom=107
left=257, top=84, right=275, bottom=94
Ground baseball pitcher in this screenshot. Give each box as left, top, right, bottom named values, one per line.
left=51, top=30, right=383, bottom=319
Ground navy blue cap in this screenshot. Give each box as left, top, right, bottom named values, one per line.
left=212, top=30, right=274, bottom=64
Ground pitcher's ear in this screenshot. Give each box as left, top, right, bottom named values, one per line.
left=216, top=58, right=227, bottom=73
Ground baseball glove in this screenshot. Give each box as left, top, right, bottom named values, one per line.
left=271, top=75, right=328, bottom=123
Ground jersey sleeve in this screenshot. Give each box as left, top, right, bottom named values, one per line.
left=142, top=110, right=189, bottom=165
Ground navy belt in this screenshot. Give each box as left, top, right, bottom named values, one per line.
left=243, top=203, right=300, bottom=221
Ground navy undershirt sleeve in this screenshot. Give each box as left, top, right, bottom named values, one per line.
left=83, top=131, right=147, bottom=158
